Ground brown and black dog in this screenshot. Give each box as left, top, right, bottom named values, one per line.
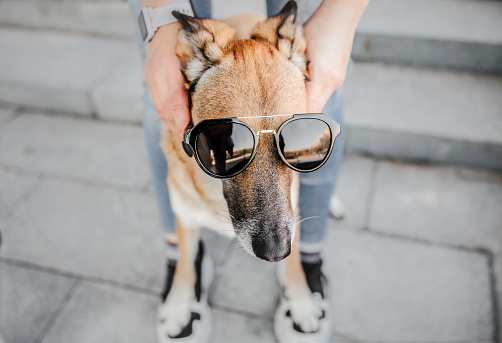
left=159, top=1, right=327, bottom=338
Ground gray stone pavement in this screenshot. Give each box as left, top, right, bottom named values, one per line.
left=0, top=108, right=501, bottom=343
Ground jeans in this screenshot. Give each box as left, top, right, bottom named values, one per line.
left=128, top=0, right=345, bottom=248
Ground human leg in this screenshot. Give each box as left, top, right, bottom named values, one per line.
left=128, top=1, right=214, bottom=341
left=265, top=0, right=346, bottom=251
left=128, top=0, right=212, bottom=239
left=267, top=1, right=346, bottom=341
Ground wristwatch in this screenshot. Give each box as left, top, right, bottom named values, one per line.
left=138, top=0, right=196, bottom=44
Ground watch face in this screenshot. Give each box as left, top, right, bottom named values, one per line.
left=138, top=11, right=148, bottom=41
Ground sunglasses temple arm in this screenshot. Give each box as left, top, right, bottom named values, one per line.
left=182, top=132, right=194, bottom=157
left=333, top=122, right=341, bottom=140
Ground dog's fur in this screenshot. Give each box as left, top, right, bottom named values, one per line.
left=159, top=1, right=323, bottom=336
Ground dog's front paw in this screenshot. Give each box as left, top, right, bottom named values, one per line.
left=289, top=293, right=322, bottom=333
left=158, top=288, right=193, bottom=337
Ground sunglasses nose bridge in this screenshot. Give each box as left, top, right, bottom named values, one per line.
left=256, top=129, right=276, bottom=135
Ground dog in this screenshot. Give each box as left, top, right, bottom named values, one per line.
left=158, top=1, right=340, bottom=341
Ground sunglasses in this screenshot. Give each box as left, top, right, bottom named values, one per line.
left=182, top=113, right=341, bottom=178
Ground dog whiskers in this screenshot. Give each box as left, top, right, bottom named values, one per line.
left=295, top=215, right=319, bottom=226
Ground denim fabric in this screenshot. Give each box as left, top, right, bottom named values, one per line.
left=128, top=0, right=212, bottom=234
left=297, top=89, right=344, bottom=245
left=128, top=0, right=345, bottom=245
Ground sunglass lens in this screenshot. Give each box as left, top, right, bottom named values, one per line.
left=195, top=123, right=255, bottom=177
left=278, top=119, right=331, bottom=171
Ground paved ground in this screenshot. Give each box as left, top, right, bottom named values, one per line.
left=1, top=107, right=501, bottom=343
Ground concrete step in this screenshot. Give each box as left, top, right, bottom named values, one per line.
left=0, top=27, right=142, bottom=121
left=343, top=63, right=502, bottom=171
left=353, top=0, right=502, bottom=74
left=0, top=27, right=501, bottom=171
left=0, top=0, right=136, bottom=40
left=1, top=0, right=501, bottom=73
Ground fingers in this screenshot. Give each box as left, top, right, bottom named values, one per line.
left=167, top=93, right=191, bottom=141
left=144, top=23, right=190, bottom=141
left=147, top=70, right=190, bottom=140
left=305, top=62, right=345, bottom=113
left=305, top=81, right=325, bottom=114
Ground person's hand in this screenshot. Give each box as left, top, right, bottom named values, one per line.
left=303, top=0, right=369, bottom=113
left=144, top=22, right=189, bottom=140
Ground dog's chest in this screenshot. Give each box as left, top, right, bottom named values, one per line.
left=169, top=168, right=234, bottom=236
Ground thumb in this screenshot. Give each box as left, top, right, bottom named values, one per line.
left=171, top=103, right=191, bottom=141
left=305, top=81, right=326, bottom=113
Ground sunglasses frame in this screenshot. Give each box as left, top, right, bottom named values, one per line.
left=182, top=113, right=341, bottom=179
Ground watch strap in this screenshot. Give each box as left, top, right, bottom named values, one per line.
left=146, top=2, right=194, bottom=30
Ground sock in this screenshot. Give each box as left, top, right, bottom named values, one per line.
left=298, top=241, right=322, bottom=264
left=299, top=241, right=324, bottom=298
left=161, top=239, right=179, bottom=301
left=165, top=239, right=179, bottom=266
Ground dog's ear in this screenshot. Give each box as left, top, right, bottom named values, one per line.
left=173, top=11, right=235, bottom=90
left=250, top=1, right=308, bottom=79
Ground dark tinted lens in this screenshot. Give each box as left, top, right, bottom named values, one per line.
left=196, top=123, right=255, bottom=176
left=278, top=118, right=331, bottom=171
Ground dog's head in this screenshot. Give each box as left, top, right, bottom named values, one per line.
left=174, top=1, right=308, bottom=262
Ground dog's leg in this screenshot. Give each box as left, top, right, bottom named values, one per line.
left=283, top=229, right=323, bottom=332
left=158, top=218, right=200, bottom=337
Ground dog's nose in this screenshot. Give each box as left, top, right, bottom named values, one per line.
left=251, top=231, right=291, bottom=262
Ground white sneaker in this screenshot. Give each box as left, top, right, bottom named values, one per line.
left=156, top=241, right=214, bottom=343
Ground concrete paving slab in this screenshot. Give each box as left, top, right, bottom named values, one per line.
left=2, top=179, right=165, bottom=291
left=91, top=51, right=143, bottom=122
left=0, top=106, right=16, bottom=131
left=344, top=63, right=502, bottom=170
left=0, top=168, right=38, bottom=220
left=496, top=255, right=502, bottom=336
left=212, top=309, right=275, bottom=343
left=369, top=161, right=502, bottom=253
left=0, top=263, right=76, bottom=343
left=359, top=0, right=502, bottom=45
left=0, top=28, right=132, bottom=115
left=210, top=246, right=279, bottom=318
left=324, top=227, right=493, bottom=342
left=41, top=281, right=157, bottom=343
left=335, top=156, right=375, bottom=229
left=330, top=332, right=357, bottom=343
left=493, top=254, right=502, bottom=339
left=354, top=0, right=502, bottom=72
left=345, top=63, right=502, bottom=144
left=0, top=0, right=136, bottom=39
left=0, top=113, right=150, bottom=188
left=200, top=229, right=233, bottom=268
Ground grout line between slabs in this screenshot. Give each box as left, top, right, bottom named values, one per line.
left=33, top=278, right=82, bottom=343
left=0, top=259, right=159, bottom=298
left=484, top=250, right=501, bottom=343
left=0, top=163, right=151, bottom=195
left=335, top=224, right=496, bottom=257
left=0, top=258, right=275, bottom=323
left=1, top=176, right=44, bottom=223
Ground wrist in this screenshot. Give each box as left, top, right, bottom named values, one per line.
left=141, top=0, right=189, bottom=8
left=306, top=0, right=369, bottom=34
left=139, top=1, right=193, bottom=44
